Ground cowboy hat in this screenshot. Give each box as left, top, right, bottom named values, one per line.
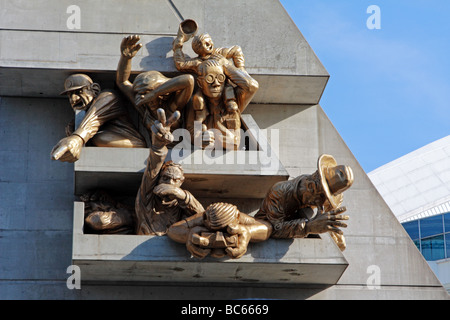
left=318, top=154, right=354, bottom=210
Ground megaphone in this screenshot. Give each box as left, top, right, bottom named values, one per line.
left=177, top=19, right=198, bottom=42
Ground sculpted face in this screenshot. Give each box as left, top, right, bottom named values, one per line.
left=198, top=65, right=226, bottom=99
left=298, top=176, right=326, bottom=207
left=199, top=35, right=214, bottom=56
left=193, top=34, right=214, bottom=57
left=67, top=86, right=95, bottom=111
left=159, top=166, right=184, bottom=188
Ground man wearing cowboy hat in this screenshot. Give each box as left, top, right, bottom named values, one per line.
left=255, top=154, right=354, bottom=251
left=51, top=73, right=146, bottom=163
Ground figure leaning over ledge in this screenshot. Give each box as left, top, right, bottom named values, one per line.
left=165, top=155, right=354, bottom=259
left=116, top=35, right=195, bottom=134
left=255, top=154, right=354, bottom=251
left=81, top=190, right=135, bottom=235
left=51, top=74, right=146, bottom=163
left=168, top=202, right=273, bottom=260
left=135, top=108, right=204, bottom=236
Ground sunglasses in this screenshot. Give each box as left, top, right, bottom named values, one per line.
left=203, top=73, right=226, bottom=84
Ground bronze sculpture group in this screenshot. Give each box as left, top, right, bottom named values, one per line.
left=51, top=20, right=354, bottom=258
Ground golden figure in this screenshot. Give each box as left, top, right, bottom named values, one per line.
left=81, top=190, right=135, bottom=235
left=173, top=20, right=259, bottom=149
left=255, top=154, right=354, bottom=251
left=51, top=74, right=146, bottom=163
left=173, top=20, right=244, bottom=122
left=166, top=154, right=353, bottom=258
left=116, top=35, right=195, bottom=134
left=134, top=109, right=204, bottom=236
left=167, top=202, right=272, bottom=259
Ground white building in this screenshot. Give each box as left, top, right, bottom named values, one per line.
left=369, top=135, right=450, bottom=293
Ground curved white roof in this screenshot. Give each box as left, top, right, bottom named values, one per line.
left=368, top=135, right=450, bottom=223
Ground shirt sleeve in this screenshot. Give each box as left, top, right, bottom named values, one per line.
left=173, top=45, right=202, bottom=74
left=255, top=180, right=308, bottom=239
left=178, top=190, right=205, bottom=218
left=216, top=46, right=245, bottom=69
left=73, top=90, right=126, bottom=143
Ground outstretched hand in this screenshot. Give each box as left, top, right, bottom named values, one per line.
left=151, top=108, right=180, bottom=146
left=50, top=135, right=84, bottom=163
left=120, top=35, right=142, bottom=59
left=305, top=206, right=349, bottom=235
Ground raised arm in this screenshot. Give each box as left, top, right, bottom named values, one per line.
left=116, top=35, right=142, bottom=103
left=172, top=35, right=201, bottom=74
left=135, top=109, right=181, bottom=235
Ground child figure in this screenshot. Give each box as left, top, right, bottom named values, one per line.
left=173, top=27, right=246, bottom=130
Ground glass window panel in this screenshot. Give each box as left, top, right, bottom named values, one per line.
left=420, top=215, right=444, bottom=238
left=421, top=235, right=445, bottom=261
left=402, top=220, right=420, bottom=240
left=446, top=233, right=450, bottom=259
left=444, top=212, right=450, bottom=233
left=413, top=239, right=420, bottom=252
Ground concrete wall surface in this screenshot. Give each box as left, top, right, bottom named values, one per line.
left=1, top=97, right=448, bottom=299
left=0, top=0, right=328, bottom=104
left=1, top=0, right=449, bottom=300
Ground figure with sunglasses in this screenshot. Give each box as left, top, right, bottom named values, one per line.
left=173, top=30, right=258, bottom=149
left=185, top=56, right=259, bottom=150
left=173, top=32, right=245, bottom=130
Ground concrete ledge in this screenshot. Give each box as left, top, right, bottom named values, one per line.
left=74, top=148, right=289, bottom=198
left=0, top=0, right=329, bottom=104
left=0, top=67, right=328, bottom=105
left=73, top=202, right=349, bottom=285
left=74, top=115, right=289, bottom=198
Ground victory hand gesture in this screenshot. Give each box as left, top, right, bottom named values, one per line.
left=120, top=35, right=142, bottom=59
left=151, top=108, right=180, bottom=146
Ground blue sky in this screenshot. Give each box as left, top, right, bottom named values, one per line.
left=279, top=0, right=450, bottom=173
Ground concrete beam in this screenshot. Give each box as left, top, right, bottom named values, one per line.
left=72, top=202, right=348, bottom=285
left=0, top=0, right=329, bottom=104
left=74, top=115, right=289, bottom=198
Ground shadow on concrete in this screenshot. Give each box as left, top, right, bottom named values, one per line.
left=140, top=37, right=178, bottom=72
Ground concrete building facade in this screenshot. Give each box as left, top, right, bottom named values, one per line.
left=1, top=0, right=448, bottom=299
